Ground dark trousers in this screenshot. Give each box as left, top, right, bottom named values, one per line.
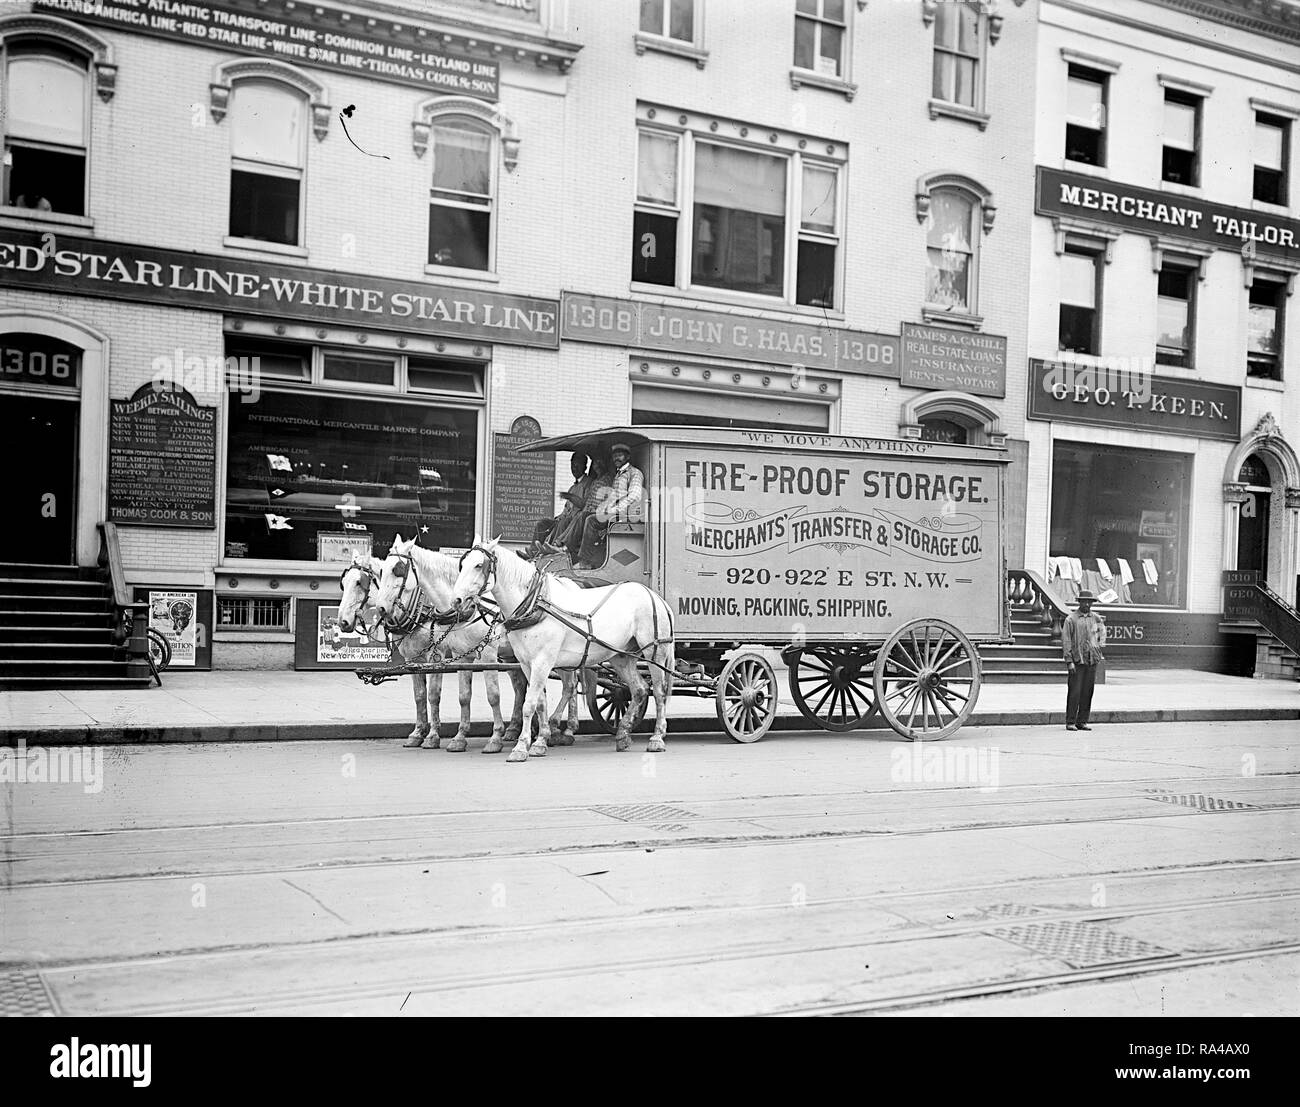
left=1066, top=663, right=1097, bottom=726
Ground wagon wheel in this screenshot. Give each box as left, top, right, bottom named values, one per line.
left=585, top=673, right=649, bottom=734
left=716, top=652, right=778, bottom=743
left=873, top=619, right=981, bottom=741
left=787, top=645, right=878, bottom=732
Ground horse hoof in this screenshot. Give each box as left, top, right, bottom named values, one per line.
left=403, top=736, right=424, bottom=748
left=482, top=739, right=504, bottom=754
left=551, top=731, right=575, bottom=747
left=647, top=738, right=666, bottom=753
left=615, top=736, right=631, bottom=752
left=505, top=749, right=528, bottom=763
left=528, top=742, right=549, bottom=758
left=420, top=737, right=440, bottom=750
left=445, top=737, right=468, bottom=753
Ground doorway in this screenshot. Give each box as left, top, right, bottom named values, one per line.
left=0, top=394, right=79, bottom=563
left=1236, top=453, right=1271, bottom=576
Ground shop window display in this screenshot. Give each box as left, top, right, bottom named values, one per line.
left=224, top=390, right=478, bottom=562
left=1048, top=442, right=1191, bottom=608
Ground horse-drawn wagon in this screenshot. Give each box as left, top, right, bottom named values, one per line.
left=513, top=425, right=1009, bottom=742
left=356, top=424, right=1010, bottom=748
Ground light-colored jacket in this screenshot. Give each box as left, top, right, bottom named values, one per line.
left=1062, top=611, right=1106, bottom=665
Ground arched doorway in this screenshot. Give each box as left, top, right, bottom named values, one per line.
left=1235, top=453, right=1271, bottom=575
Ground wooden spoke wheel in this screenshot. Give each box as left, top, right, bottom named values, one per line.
left=585, top=673, right=648, bottom=734
left=715, top=652, right=778, bottom=743
left=873, top=619, right=981, bottom=741
left=786, top=645, right=878, bottom=732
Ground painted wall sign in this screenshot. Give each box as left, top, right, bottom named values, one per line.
left=434, top=0, right=541, bottom=22
left=491, top=414, right=554, bottom=542
left=34, top=0, right=500, bottom=100
left=1027, top=359, right=1241, bottom=442
left=0, top=230, right=559, bottom=348
left=561, top=292, right=900, bottom=378
left=662, top=444, right=1005, bottom=641
left=109, top=382, right=217, bottom=527
left=1036, top=166, right=1300, bottom=261
left=900, top=322, right=1007, bottom=398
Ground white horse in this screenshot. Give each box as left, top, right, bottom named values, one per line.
left=450, top=536, right=674, bottom=762
left=370, top=538, right=581, bottom=751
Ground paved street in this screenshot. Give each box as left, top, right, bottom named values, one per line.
left=2, top=719, right=1296, bottom=1016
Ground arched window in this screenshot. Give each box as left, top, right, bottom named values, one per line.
left=2, top=40, right=89, bottom=215
left=916, top=173, right=995, bottom=321
left=228, top=79, right=306, bottom=246
left=428, top=118, right=494, bottom=272
left=919, top=416, right=968, bottom=444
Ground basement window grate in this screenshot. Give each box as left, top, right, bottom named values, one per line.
left=992, top=920, right=1174, bottom=969
left=592, top=804, right=696, bottom=829
left=0, top=969, right=55, bottom=1016
left=1143, top=789, right=1259, bottom=812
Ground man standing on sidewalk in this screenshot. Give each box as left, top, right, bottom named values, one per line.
left=1062, top=589, right=1106, bottom=731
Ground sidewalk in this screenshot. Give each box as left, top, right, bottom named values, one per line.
left=1, top=667, right=1296, bottom=744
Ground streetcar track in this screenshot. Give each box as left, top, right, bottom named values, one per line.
left=4, top=770, right=1294, bottom=842
left=4, top=805, right=1298, bottom=889
left=774, top=944, right=1300, bottom=1017
left=9, top=859, right=1297, bottom=979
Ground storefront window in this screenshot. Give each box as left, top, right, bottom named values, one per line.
left=1049, top=442, right=1191, bottom=608
left=632, top=382, right=829, bottom=430
left=224, top=390, right=479, bottom=561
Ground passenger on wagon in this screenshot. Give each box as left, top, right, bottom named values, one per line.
left=524, top=451, right=591, bottom=559
left=575, top=442, right=643, bottom=569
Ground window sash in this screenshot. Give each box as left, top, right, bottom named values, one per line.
left=1066, top=74, right=1106, bottom=130
left=230, top=82, right=305, bottom=169
left=1255, top=118, right=1285, bottom=172
left=5, top=56, right=87, bottom=147
left=934, top=0, right=980, bottom=55
left=800, top=163, right=837, bottom=233
left=637, top=131, right=679, bottom=207
left=431, top=123, right=492, bottom=199
left=1163, top=98, right=1198, bottom=152
left=641, top=0, right=695, bottom=41
left=1061, top=251, right=1097, bottom=308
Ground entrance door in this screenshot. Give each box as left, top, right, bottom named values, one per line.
left=1236, top=488, right=1270, bottom=573
left=0, top=395, right=79, bottom=563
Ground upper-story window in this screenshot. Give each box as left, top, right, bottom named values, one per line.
left=632, top=120, right=843, bottom=309
left=428, top=119, right=494, bottom=272
left=1058, top=244, right=1102, bottom=357
left=2, top=41, right=88, bottom=216
left=794, top=0, right=847, bottom=79
left=1254, top=113, right=1289, bottom=206
left=1065, top=64, right=1107, bottom=167
left=1155, top=261, right=1195, bottom=367
left=1248, top=277, right=1285, bottom=381
left=640, top=0, right=695, bottom=43
left=932, top=0, right=983, bottom=110
left=925, top=188, right=978, bottom=314
left=1161, top=89, right=1201, bottom=186
left=229, top=80, right=306, bottom=246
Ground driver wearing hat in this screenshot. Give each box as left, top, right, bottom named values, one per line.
left=575, top=442, right=644, bottom=568
left=1061, top=589, right=1106, bottom=731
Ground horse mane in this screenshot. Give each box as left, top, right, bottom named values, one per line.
left=405, top=544, right=460, bottom=606
left=491, top=543, right=537, bottom=595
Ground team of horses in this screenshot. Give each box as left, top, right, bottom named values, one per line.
left=337, top=535, right=674, bottom=762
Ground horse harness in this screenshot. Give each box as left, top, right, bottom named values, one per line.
left=459, top=544, right=675, bottom=677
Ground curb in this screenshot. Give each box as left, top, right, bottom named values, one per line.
left=2, top=706, right=1296, bottom=746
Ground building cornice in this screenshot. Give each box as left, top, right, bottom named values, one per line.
left=240, top=0, right=582, bottom=75
left=1142, top=0, right=1300, bottom=45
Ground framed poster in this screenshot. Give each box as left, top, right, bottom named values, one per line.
left=294, top=599, right=392, bottom=670
left=134, top=587, right=213, bottom=670
left=317, top=531, right=372, bottom=563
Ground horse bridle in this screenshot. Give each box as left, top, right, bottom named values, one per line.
left=338, top=564, right=388, bottom=643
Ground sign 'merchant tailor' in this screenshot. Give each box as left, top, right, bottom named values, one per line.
left=561, top=292, right=900, bottom=378
left=1027, top=359, right=1241, bottom=442
left=34, top=0, right=500, bottom=100
left=1036, top=167, right=1300, bottom=261
left=0, top=230, right=559, bottom=348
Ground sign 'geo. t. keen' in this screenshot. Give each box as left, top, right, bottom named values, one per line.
left=1027, top=359, right=1241, bottom=442
left=1036, top=167, right=1300, bottom=261
left=0, top=230, right=559, bottom=348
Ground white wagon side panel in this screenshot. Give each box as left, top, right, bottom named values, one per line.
left=658, top=441, right=1005, bottom=643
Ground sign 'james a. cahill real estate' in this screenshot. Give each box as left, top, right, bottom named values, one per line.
left=900, top=322, right=1007, bottom=398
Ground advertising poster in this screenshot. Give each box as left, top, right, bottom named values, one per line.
left=149, top=591, right=198, bottom=668
left=315, top=604, right=391, bottom=664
